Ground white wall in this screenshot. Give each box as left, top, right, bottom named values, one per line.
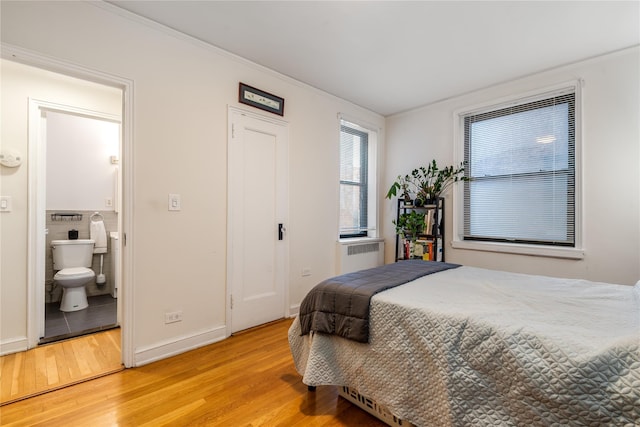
left=384, top=48, right=640, bottom=285
left=46, top=111, right=119, bottom=211
left=1, top=59, right=122, bottom=353
left=0, top=1, right=384, bottom=360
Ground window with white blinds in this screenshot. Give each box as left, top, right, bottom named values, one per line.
left=462, top=89, right=576, bottom=247
left=339, top=121, right=369, bottom=238
left=339, top=119, right=377, bottom=238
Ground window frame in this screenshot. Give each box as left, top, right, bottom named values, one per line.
left=452, top=81, right=584, bottom=259
left=338, top=118, right=379, bottom=240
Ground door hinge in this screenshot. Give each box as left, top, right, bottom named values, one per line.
left=230, top=294, right=233, bottom=309
left=231, top=123, right=235, bottom=139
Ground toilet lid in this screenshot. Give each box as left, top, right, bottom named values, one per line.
left=54, top=267, right=95, bottom=279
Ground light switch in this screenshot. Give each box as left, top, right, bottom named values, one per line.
left=168, top=194, right=181, bottom=211
left=0, top=196, right=12, bottom=212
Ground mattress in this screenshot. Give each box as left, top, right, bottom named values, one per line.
left=288, top=266, right=640, bottom=426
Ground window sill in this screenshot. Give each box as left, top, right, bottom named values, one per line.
left=451, top=240, right=584, bottom=260
left=338, top=237, right=384, bottom=245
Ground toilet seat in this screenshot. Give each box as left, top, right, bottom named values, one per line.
left=54, top=267, right=95, bottom=280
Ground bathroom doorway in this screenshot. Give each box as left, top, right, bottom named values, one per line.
left=39, top=109, right=122, bottom=344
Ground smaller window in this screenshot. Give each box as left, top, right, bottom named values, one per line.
left=339, top=120, right=377, bottom=238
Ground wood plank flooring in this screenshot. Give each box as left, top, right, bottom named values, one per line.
left=0, top=328, right=123, bottom=406
left=0, top=319, right=386, bottom=426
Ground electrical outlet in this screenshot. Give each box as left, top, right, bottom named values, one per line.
left=105, top=197, right=113, bottom=207
left=164, top=311, right=183, bottom=324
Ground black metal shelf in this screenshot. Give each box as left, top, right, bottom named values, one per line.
left=394, top=197, right=445, bottom=262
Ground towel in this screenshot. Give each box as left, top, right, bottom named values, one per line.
left=90, top=220, right=108, bottom=254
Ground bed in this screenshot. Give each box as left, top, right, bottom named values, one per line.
left=288, top=261, right=640, bottom=426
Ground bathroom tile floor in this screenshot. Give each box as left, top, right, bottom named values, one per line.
left=42, top=294, right=117, bottom=344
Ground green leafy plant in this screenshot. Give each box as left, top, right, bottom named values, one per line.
left=393, top=210, right=426, bottom=240
left=385, top=174, right=412, bottom=201
left=386, top=160, right=468, bottom=203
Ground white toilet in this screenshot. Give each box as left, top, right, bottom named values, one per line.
left=51, top=239, right=96, bottom=312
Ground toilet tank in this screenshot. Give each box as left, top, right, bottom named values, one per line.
left=51, top=239, right=95, bottom=270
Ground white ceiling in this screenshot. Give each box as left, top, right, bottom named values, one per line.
left=107, top=1, right=639, bottom=116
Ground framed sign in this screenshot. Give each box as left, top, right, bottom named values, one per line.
left=238, top=83, right=285, bottom=116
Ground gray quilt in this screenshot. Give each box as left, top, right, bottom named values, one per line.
left=298, top=260, right=460, bottom=343
left=290, top=266, right=640, bottom=426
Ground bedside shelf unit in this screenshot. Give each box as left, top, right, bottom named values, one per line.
left=395, top=197, right=445, bottom=262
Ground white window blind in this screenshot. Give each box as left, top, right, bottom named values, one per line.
left=463, top=90, right=575, bottom=246
left=340, top=121, right=369, bottom=237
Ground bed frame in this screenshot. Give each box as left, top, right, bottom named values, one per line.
left=308, top=385, right=414, bottom=426
left=337, top=386, right=416, bottom=427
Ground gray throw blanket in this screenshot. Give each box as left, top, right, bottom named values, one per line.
left=299, top=260, right=460, bottom=343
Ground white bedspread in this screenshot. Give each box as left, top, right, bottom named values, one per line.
left=288, top=266, right=640, bottom=426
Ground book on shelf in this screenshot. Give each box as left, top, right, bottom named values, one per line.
left=413, top=241, right=424, bottom=257
left=415, top=238, right=434, bottom=261
left=424, top=209, right=435, bottom=236
left=435, top=237, right=443, bottom=262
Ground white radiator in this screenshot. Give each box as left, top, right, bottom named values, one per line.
left=336, top=239, right=384, bottom=275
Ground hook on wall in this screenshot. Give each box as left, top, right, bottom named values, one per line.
left=90, top=212, right=105, bottom=222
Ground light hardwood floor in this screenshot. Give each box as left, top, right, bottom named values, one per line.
left=0, top=328, right=123, bottom=406
left=0, top=319, right=386, bottom=426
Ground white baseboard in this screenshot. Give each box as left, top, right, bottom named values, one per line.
left=134, top=325, right=227, bottom=367
left=289, top=303, right=300, bottom=317
left=0, top=336, right=28, bottom=356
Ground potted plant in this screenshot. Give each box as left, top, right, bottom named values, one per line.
left=393, top=210, right=426, bottom=241
left=386, top=160, right=468, bottom=205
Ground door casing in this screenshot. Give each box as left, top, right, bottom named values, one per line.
left=4, top=44, right=136, bottom=368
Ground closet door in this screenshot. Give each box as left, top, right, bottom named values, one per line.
left=227, top=107, right=289, bottom=333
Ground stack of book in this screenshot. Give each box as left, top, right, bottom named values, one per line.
left=411, top=237, right=443, bottom=261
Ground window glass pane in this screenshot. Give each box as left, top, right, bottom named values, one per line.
left=339, top=183, right=362, bottom=234
left=340, top=132, right=362, bottom=183
left=470, top=103, right=569, bottom=177
left=468, top=174, right=568, bottom=242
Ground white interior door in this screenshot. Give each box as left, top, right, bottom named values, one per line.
left=228, top=107, right=289, bottom=333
